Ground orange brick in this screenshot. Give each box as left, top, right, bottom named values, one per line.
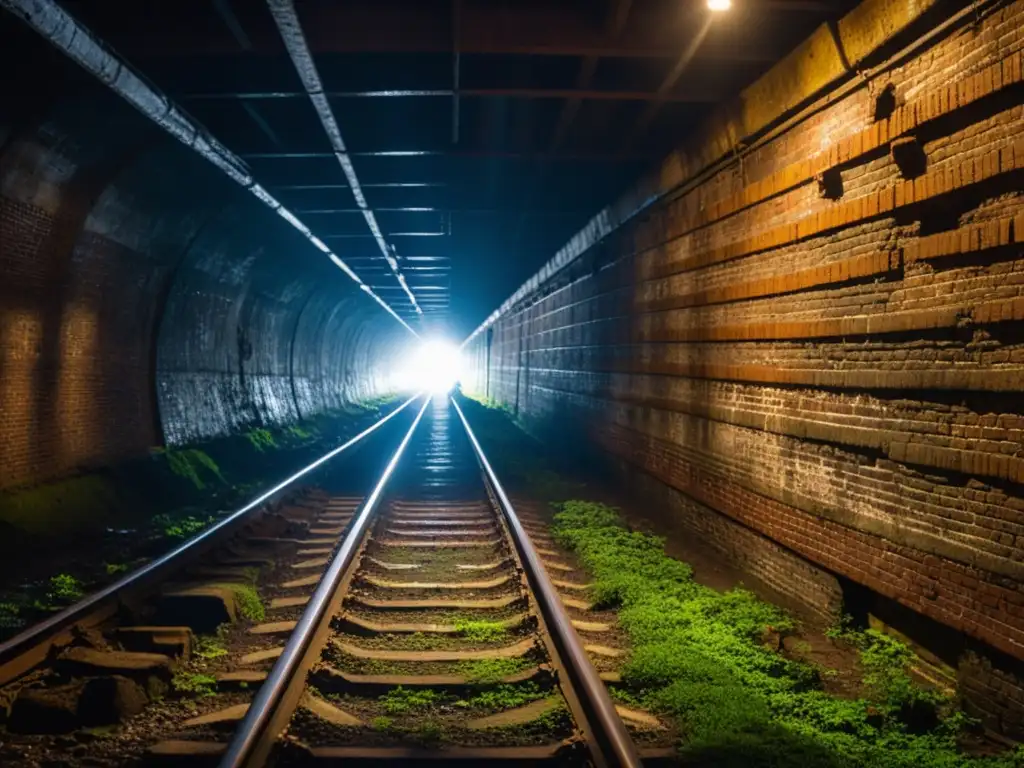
left=879, top=188, right=894, bottom=213
left=982, top=67, right=994, bottom=96
left=915, top=176, right=927, bottom=201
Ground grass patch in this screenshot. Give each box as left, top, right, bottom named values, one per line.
left=453, top=619, right=508, bottom=642
left=152, top=512, right=215, bottom=540
left=286, top=425, right=316, bottom=441
left=154, top=448, right=225, bottom=491
left=458, top=657, right=531, bottom=684
left=172, top=671, right=218, bottom=697
left=194, top=628, right=230, bottom=660
left=48, top=573, right=84, bottom=603
left=456, top=682, right=546, bottom=711
left=552, top=499, right=1020, bottom=768
left=0, top=474, right=117, bottom=535
left=245, top=428, right=278, bottom=453
left=379, top=686, right=445, bottom=714
left=219, top=582, right=264, bottom=622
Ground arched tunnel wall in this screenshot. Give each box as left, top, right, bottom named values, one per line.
left=0, top=14, right=407, bottom=490
left=466, top=0, right=1024, bottom=736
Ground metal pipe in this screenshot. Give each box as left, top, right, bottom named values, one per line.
left=451, top=397, right=643, bottom=768
left=0, top=395, right=419, bottom=684
left=264, top=0, right=422, bottom=317
left=0, top=0, right=416, bottom=336
left=219, top=394, right=431, bottom=768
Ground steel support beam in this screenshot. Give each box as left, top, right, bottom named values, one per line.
left=180, top=87, right=716, bottom=102
left=264, top=0, right=422, bottom=316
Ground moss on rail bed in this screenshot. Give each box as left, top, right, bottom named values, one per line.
left=552, top=499, right=1023, bottom=768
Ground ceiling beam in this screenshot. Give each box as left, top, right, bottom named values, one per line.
left=264, top=0, right=422, bottom=316
left=106, top=2, right=786, bottom=62
left=242, top=150, right=655, bottom=161
left=180, top=87, right=716, bottom=102
left=268, top=182, right=446, bottom=189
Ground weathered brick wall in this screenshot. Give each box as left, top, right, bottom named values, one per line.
left=0, top=21, right=404, bottom=489
left=466, top=0, right=1024, bottom=735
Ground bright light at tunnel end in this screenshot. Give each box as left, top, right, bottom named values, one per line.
left=707, top=0, right=731, bottom=10
left=392, top=338, right=465, bottom=394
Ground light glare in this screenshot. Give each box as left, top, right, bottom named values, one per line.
left=707, top=0, right=731, bottom=10
left=393, top=339, right=464, bottom=394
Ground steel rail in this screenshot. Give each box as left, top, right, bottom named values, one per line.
left=0, top=395, right=419, bottom=685
left=219, top=394, right=431, bottom=768
left=451, top=397, right=642, bottom=768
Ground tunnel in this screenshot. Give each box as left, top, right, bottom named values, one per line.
left=1, top=0, right=1023, bottom=765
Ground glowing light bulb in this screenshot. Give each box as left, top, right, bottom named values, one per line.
left=707, top=0, right=731, bottom=10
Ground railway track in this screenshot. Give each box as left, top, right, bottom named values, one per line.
left=0, top=395, right=673, bottom=767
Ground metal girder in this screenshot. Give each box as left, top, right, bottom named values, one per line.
left=180, top=87, right=716, bottom=102
left=269, top=182, right=446, bottom=189
left=242, top=150, right=654, bottom=161
left=264, top=0, right=422, bottom=316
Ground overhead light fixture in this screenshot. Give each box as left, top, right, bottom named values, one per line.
left=707, top=0, right=731, bottom=10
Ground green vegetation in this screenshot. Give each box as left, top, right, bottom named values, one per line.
left=48, top=573, right=84, bottom=603
left=219, top=582, right=264, bottom=622
left=456, top=682, right=545, bottom=711
left=286, top=425, right=315, bottom=441
left=154, top=448, right=225, bottom=491
left=415, top=719, right=444, bottom=742
left=103, top=562, right=129, bottom=576
left=244, top=428, right=277, bottom=452
left=357, top=394, right=398, bottom=413
left=379, top=686, right=444, bottom=714
left=0, top=474, right=117, bottom=535
left=453, top=618, right=508, bottom=642
left=465, top=393, right=516, bottom=419
left=172, top=671, right=218, bottom=697
left=0, top=601, right=23, bottom=631
left=152, top=513, right=215, bottom=540
left=194, top=629, right=230, bottom=660
left=371, top=715, right=394, bottom=731
left=458, top=657, right=531, bottom=684
left=552, top=499, right=1020, bottom=768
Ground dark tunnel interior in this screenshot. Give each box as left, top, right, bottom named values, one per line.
left=2, top=0, right=1024, bottom=765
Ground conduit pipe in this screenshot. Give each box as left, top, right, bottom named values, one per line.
left=0, top=0, right=417, bottom=336
left=265, top=0, right=423, bottom=317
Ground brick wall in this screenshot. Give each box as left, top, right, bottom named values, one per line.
left=466, top=0, right=1024, bottom=735
left=0, top=23, right=405, bottom=490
